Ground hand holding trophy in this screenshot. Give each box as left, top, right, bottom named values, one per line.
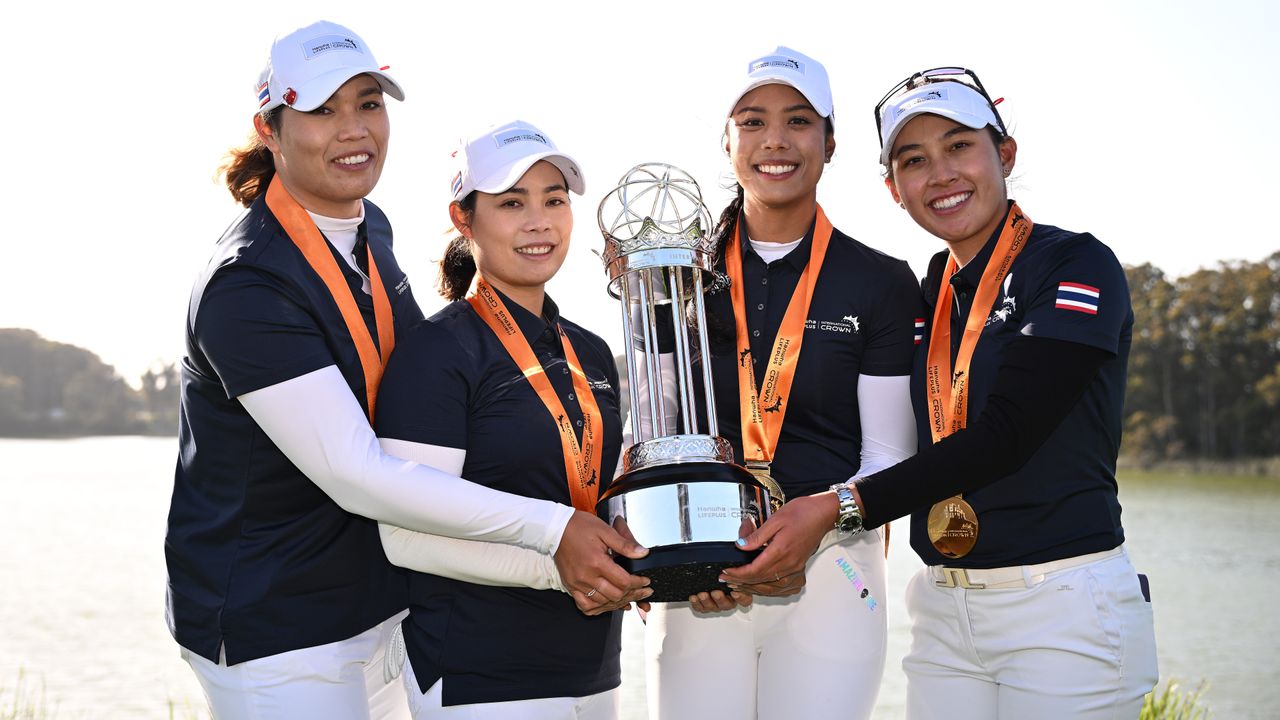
left=595, top=163, right=773, bottom=602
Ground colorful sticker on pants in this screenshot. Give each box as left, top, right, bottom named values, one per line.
left=835, top=557, right=878, bottom=611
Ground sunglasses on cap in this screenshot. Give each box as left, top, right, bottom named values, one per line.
left=874, top=67, right=1008, bottom=149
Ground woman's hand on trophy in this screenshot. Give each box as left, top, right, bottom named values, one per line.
left=717, top=492, right=839, bottom=596
left=556, top=510, right=653, bottom=616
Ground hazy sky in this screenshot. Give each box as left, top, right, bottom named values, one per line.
left=4, top=0, right=1277, bottom=384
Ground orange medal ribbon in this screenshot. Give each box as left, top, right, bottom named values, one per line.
left=925, top=203, right=1032, bottom=443
left=467, top=278, right=604, bottom=513
left=923, top=204, right=1031, bottom=558
left=265, top=177, right=395, bottom=421
left=726, top=206, right=834, bottom=466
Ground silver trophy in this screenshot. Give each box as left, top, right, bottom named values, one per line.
left=596, top=164, right=772, bottom=602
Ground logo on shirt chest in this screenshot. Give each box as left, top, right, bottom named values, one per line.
left=806, top=315, right=859, bottom=334
left=986, top=273, right=1017, bottom=326
left=394, top=274, right=411, bottom=296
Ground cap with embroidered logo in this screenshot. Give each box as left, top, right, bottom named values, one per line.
left=256, top=20, right=404, bottom=113
left=450, top=120, right=585, bottom=201
left=877, top=81, right=1000, bottom=164
left=728, top=46, right=834, bottom=128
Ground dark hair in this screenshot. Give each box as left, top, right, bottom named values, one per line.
left=437, top=192, right=479, bottom=301
left=217, top=107, right=284, bottom=207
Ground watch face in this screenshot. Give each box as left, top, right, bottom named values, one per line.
left=839, top=514, right=863, bottom=533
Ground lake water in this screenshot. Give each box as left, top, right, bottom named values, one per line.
left=1, top=437, right=1276, bottom=718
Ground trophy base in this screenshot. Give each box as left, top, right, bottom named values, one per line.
left=597, top=459, right=771, bottom=603
left=617, top=541, right=760, bottom=603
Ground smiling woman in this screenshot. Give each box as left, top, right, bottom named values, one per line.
left=371, top=119, right=650, bottom=719
left=166, top=23, right=640, bottom=720
left=256, top=75, right=392, bottom=218
left=642, top=47, right=924, bottom=720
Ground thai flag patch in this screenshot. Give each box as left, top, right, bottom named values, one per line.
left=914, top=318, right=925, bottom=345
left=257, top=81, right=270, bottom=108
left=1055, top=282, right=1100, bottom=315
left=451, top=171, right=463, bottom=196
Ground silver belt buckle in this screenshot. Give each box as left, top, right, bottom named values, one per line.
left=935, top=567, right=986, bottom=589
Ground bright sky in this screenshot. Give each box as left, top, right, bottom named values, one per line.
left=4, top=0, right=1277, bottom=384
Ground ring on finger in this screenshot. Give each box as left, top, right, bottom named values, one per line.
left=585, top=588, right=598, bottom=598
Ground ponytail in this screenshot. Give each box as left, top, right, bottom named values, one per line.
left=437, top=193, right=478, bottom=300
left=217, top=107, right=283, bottom=207
left=696, top=182, right=746, bottom=354
left=711, top=182, right=745, bottom=267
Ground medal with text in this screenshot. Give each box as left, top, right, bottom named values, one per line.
left=924, top=205, right=1032, bottom=558
left=726, top=207, right=833, bottom=513
left=467, top=278, right=603, bottom=513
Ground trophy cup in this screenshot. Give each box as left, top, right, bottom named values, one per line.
left=596, top=163, right=772, bottom=602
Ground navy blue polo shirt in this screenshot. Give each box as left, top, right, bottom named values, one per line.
left=695, top=217, right=924, bottom=499
left=374, top=290, right=624, bottom=706
left=908, top=207, right=1133, bottom=568
left=166, top=195, right=423, bottom=664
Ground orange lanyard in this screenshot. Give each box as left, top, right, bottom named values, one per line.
left=925, top=203, right=1032, bottom=443
left=725, top=206, right=834, bottom=463
left=467, top=278, right=603, bottom=512
left=265, top=177, right=395, bottom=421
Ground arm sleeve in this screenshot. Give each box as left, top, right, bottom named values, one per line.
left=853, top=374, right=916, bottom=479
left=854, top=336, right=1109, bottom=529
left=238, top=365, right=574, bottom=552
left=376, top=438, right=565, bottom=591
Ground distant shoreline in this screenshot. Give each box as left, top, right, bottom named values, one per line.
left=1117, top=456, right=1280, bottom=479
left=3, top=434, right=1276, bottom=479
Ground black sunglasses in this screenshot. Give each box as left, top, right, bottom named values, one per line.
left=874, top=67, right=1007, bottom=149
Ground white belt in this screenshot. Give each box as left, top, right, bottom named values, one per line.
left=931, top=546, right=1124, bottom=590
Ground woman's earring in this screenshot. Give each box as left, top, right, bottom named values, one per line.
left=898, top=201, right=906, bottom=209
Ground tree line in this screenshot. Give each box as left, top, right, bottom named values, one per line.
left=1, top=252, right=1277, bottom=457
left=1124, top=252, right=1280, bottom=461
left=0, top=329, right=177, bottom=436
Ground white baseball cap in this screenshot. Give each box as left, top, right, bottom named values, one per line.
left=256, top=20, right=404, bottom=113
left=728, top=46, right=834, bottom=128
left=450, top=120, right=585, bottom=201
left=877, top=81, right=1001, bottom=164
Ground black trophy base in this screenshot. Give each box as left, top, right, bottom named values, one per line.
left=616, top=541, right=760, bottom=603
left=597, top=460, right=769, bottom=603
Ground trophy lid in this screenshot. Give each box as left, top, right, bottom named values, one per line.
left=597, top=164, right=716, bottom=284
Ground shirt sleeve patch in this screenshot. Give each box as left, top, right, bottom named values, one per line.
left=914, top=317, right=926, bottom=345
left=1055, top=282, right=1100, bottom=315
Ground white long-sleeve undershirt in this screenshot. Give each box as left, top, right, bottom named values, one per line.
left=238, top=365, right=574, bottom=554
left=375, top=438, right=566, bottom=591
left=853, top=374, right=917, bottom=480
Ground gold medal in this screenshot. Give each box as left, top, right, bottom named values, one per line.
left=746, top=462, right=785, bottom=513
left=927, top=495, right=979, bottom=558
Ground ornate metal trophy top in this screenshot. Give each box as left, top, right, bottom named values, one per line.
left=597, top=163, right=731, bottom=470
left=595, top=164, right=771, bottom=602
left=598, top=163, right=717, bottom=295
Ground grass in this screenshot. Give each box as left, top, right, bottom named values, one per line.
left=0, top=670, right=49, bottom=720
left=1142, top=679, right=1213, bottom=719
left=1, top=670, right=206, bottom=720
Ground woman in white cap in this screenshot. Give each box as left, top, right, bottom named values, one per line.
left=371, top=119, right=644, bottom=719
left=166, top=24, right=644, bottom=719
left=725, top=67, right=1158, bottom=718
left=642, top=47, right=924, bottom=720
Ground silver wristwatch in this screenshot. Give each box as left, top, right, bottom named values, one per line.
left=830, top=482, right=864, bottom=534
